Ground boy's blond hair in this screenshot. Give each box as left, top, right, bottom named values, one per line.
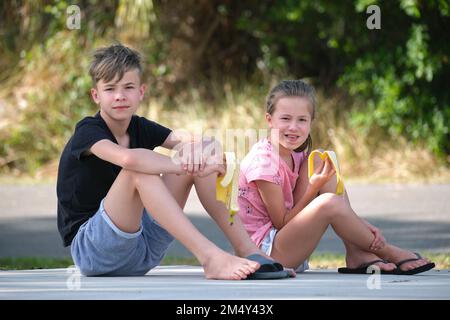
left=89, top=43, right=142, bottom=85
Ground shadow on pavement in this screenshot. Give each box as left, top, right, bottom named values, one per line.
left=1, top=215, right=449, bottom=258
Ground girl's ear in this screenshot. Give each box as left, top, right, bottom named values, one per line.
left=90, top=87, right=100, bottom=104
left=265, top=112, right=273, bottom=128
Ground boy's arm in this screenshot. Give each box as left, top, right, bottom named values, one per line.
left=90, top=139, right=185, bottom=175
left=160, top=131, right=183, bottom=150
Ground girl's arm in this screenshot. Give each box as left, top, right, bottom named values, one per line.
left=254, top=180, right=289, bottom=229
left=255, top=178, right=320, bottom=229
left=282, top=156, right=336, bottom=227
left=255, top=157, right=335, bottom=229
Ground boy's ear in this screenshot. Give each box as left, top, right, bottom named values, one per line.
left=139, top=83, right=147, bottom=101
left=90, top=87, right=100, bottom=104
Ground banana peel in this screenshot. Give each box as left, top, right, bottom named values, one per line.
left=216, top=152, right=239, bottom=225
left=308, top=149, right=344, bottom=195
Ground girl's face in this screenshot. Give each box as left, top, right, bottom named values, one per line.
left=266, top=96, right=313, bottom=153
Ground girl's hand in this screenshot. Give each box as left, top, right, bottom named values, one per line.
left=309, top=157, right=336, bottom=191
left=365, top=221, right=386, bottom=250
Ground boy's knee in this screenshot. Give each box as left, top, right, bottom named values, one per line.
left=130, top=170, right=163, bottom=189
left=121, top=169, right=161, bottom=188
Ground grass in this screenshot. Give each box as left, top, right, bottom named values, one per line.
left=0, top=256, right=200, bottom=271
left=1, top=253, right=449, bottom=271
left=0, top=257, right=75, bottom=270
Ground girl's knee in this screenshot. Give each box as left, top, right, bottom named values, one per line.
left=315, top=193, right=346, bottom=220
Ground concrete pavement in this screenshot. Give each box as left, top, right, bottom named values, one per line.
left=1, top=266, right=448, bottom=300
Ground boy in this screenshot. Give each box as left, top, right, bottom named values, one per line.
left=57, top=43, right=289, bottom=279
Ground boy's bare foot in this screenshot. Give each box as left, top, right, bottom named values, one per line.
left=346, top=247, right=396, bottom=272
left=202, top=250, right=260, bottom=280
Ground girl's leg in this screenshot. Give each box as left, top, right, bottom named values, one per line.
left=318, top=174, right=396, bottom=271
left=315, top=161, right=430, bottom=272
left=270, top=194, right=340, bottom=268
left=279, top=155, right=431, bottom=271
left=271, top=191, right=410, bottom=269
left=103, top=169, right=259, bottom=280
left=162, top=172, right=263, bottom=258
left=275, top=155, right=389, bottom=269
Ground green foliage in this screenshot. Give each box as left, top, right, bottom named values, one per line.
left=338, top=3, right=450, bottom=157
left=1, top=31, right=95, bottom=173
left=235, top=0, right=450, bottom=157
left=0, top=0, right=449, bottom=175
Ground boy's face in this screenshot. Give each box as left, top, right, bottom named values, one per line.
left=90, top=68, right=145, bottom=121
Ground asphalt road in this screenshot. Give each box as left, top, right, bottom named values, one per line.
left=0, top=183, right=449, bottom=258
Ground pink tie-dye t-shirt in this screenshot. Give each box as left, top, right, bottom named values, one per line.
left=238, top=139, right=307, bottom=247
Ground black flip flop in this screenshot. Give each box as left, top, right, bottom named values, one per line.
left=245, top=254, right=289, bottom=280
left=394, top=252, right=435, bottom=275
left=338, top=259, right=397, bottom=274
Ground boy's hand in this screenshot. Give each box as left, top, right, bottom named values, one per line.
left=197, top=163, right=226, bottom=177
left=182, top=141, right=204, bottom=175
left=174, top=139, right=224, bottom=176
left=173, top=140, right=204, bottom=175
left=196, top=140, right=226, bottom=177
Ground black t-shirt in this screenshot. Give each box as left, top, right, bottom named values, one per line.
left=57, top=112, right=172, bottom=247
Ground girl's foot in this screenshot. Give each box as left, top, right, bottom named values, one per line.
left=202, top=250, right=260, bottom=280
left=346, top=248, right=396, bottom=272
left=385, top=247, right=432, bottom=273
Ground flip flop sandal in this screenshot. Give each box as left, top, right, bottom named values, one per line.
left=245, top=254, right=290, bottom=280
left=338, top=259, right=397, bottom=274
left=394, top=252, right=435, bottom=275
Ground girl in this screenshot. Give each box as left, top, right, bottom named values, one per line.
left=237, top=79, right=435, bottom=275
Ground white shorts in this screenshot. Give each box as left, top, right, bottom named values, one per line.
left=260, top=227, right=309, bottom=273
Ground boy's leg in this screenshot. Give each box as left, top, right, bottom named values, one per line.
left=103, top=169, right=259, bottom=280
left=162, top=172, right=262, bottom=258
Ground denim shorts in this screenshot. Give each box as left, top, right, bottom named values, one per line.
left=260, top=227, right=309, bottom=273
left=71, top=199, right=174, bottom=276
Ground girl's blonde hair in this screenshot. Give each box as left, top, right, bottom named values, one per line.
left=266, top=79, right=316, bottom=153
